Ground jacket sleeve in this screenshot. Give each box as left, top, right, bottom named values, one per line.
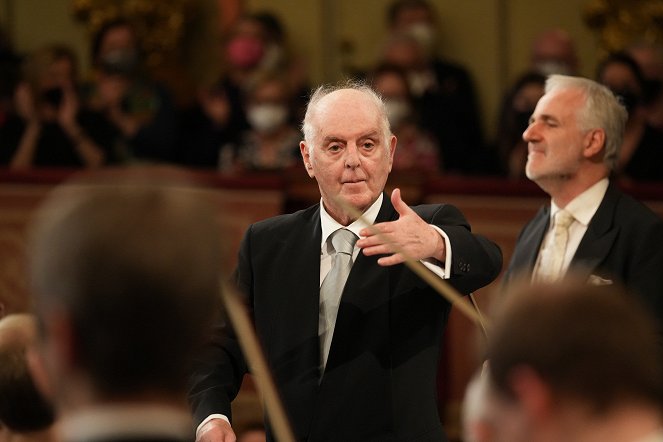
left=188, top=226, right=253, bottom=426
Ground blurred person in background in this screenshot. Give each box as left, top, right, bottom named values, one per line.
left=493, top=72, right=546, bottom=178
left=369, top=63, right=439, bottom=173
left=221, top=72, right=301, bottom=172
left=597, top=51, right=663, bottom=181
left=0, top=45, right=109, bottom=169
left=84, top=19, right=177, bottom=164
left=382, top=0, right=486, bottom=174
left=529, top=28, right=578, bottom=76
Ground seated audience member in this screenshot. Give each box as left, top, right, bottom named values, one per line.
left=222, top=73, right=300, bottom=172
left=628, top=41, right=663, bottom=131
left=493, top=72, right=545, bottom=178
left=369, top=63, right=439, bottom=172
left=176, top=80, right=240, bottom=168
left=597, top=51, right=663, bottom=181
left=0, top=314, right=57, bottom=442
left=0, top=26, right=21, bottom=128
left=204, top=12, right=307, bottom=150
left=1, top=45, right=108, bottom=169
left=529, top=28, right=578, bottom=76
left=27, top=174, right=222, bottom=442
left=382, top=0, right=485, bottom=174
left=84, top=19, right=177, bottom=163
left=465, top=280, right=663, bottom=442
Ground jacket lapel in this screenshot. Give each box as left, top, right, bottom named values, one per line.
left=510, top=206, right=550, bottom=277
left=571, top=182, right=620, bottom=279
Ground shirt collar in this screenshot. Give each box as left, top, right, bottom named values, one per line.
left=320, top=193, right=383, bottom=251
left=550, top=178, right=609, bottom=227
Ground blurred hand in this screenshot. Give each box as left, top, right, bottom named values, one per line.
left=196, top=418, right=236, bottom=442
left=357, top=188, right=445, bottom=266
left=97, top=74, right=129, bottom=109
left=199, top=88, right=231, bottom=127
left=58, top=86, right=79, bottom=130
left=14, top=82, right=37, bottom=122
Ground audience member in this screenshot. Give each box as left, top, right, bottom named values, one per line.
left=381, top=0, right=485, bottom=174
left=505, top=75, right=663, bottom=330
left=628, top=41, right=663, bottom=131
left=493, top=72, right=545, bottom=178
left=469, top=280, right=663, bottom=442
left=0, top=45, right=109, bottom=168
left=84, top=19, right=178, bottom=163
left=597, top=51, right=663, bottom=181
left=222, top=73, right=301, bottom=172
left=0, top=26, right=21, bottom=127
left=28, top=174, right=222, bottom=442
left=0, top=314, right=57, bottom=442
left=369, top=63, right=439, bottom=172
left=529, top=28, right=578, bottom=76
left=177, top=80, right=240, bottom=169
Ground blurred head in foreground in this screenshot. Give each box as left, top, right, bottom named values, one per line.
left=464, top=279, right=663, bottom=442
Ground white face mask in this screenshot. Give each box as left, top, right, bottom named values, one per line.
left=406, top=23, right=436, bottom=57
left=247, top=104, right=288, bottom=133
left=384, top=98, right=412, bottom=128
left=534, top=60, right=572, bottom=76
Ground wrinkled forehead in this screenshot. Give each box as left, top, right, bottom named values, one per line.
left=311, top=89, right=384, bottom=137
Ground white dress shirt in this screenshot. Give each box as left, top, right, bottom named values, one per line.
left=533, top=178, right=609, bottom=279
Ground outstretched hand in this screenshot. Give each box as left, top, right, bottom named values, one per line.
left=356, top=188, right=446, bottom=266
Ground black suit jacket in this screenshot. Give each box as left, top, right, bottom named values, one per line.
left=505, top=182, right=663, bottom=326
left=189, top=195, right=502, bottom=442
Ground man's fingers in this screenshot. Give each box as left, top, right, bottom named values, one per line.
left=391, top=187, right=413, bottom=217
left=377, top=253, right=405, bottom=266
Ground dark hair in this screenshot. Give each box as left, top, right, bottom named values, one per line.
left=90, top=18, right=136, bottom=63
left=0, top=346, right=55, bottom=432
left=387, top=0, right=434, bottom=26
left=597, top=52, right=647, bottom=96
left=486, top=280, right=663, bottom=414
left=30, top=178, right=222, bottom=397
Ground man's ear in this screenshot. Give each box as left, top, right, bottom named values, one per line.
left=508, top=365, right=555, bottom=425
left=583, top=128, right=606, bottom=159
left=300, top=141, right=315, bottom=178
left=387, top=134, right=397, bottom=172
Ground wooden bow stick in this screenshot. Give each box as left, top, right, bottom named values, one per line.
left=220, top=281, right=296, bottom=442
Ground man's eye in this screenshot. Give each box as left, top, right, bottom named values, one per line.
left=328, top=144, right=342, bottom=152
left=363, top=142, right=375, bottom=150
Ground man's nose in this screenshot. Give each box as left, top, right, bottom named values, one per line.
left=522, top=121, right=538, bottom=142
left=344, top=144, right=361, bottom=168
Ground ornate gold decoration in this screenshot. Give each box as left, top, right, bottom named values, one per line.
left=584, top=0, right=663, bottom=55
left=71, top=0, right=194, bottom=68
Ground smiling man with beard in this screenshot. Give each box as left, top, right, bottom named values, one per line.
left=505, top=75, right=663, bottom=329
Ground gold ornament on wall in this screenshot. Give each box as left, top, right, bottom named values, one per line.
left=584, top=0, right=663, bottom=55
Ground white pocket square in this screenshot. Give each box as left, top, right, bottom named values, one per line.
left=587, top=274, right=613, bottom=286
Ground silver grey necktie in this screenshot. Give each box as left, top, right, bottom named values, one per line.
left=319, top=228, right=358, bottom=370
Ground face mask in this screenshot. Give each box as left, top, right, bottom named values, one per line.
left=226, top=36, right=265, bottom=69
left=384, top=98, right=412, bottom=128
left=406, top=23, right=436, bottom=57
left=247, top=104, right=288, bottom=133
left=534, top=60, right=572, bottom=76
left=99, top=48, right=139, bottom=75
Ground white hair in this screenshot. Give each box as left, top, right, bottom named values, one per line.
left=545, top=74, right=627, bottom=171
left=301, top=80, right=392, bottom=157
